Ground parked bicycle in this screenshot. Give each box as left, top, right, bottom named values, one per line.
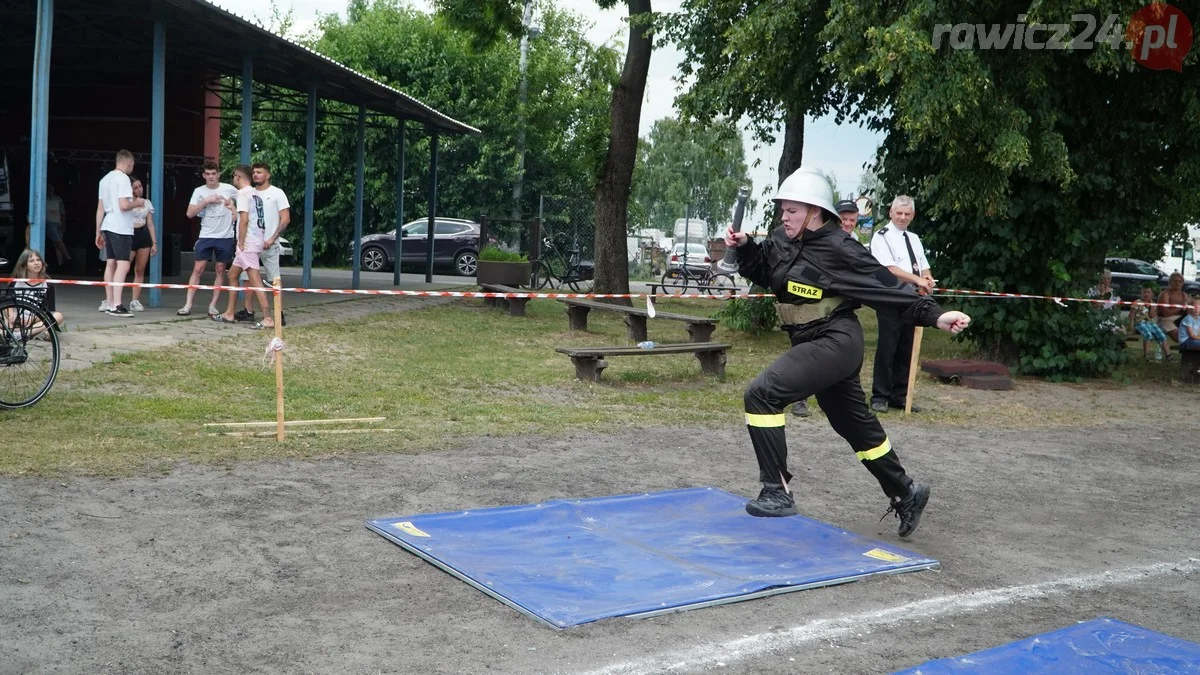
left=0, top=271, right=61, bottom=409
left=533, top=233, right=595, bottom=293
left=659, top=253, right=739, bottom=297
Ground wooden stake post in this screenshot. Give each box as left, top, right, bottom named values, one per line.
left=273, top=277, right=285, bottom=441
left=904, top=325, right=923, bottom=414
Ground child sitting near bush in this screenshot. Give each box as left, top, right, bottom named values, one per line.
left=1127, top=286, right=1172, bottom=361
left=1179, top=297, right=1200, bottom=351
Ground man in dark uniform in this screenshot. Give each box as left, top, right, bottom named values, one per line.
left=725, top=167, right=970, bottom=537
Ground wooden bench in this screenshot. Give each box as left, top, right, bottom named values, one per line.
left=480, top=284, right=531, bottom=317
left=555, top=342, right=732, bottom=382
left=1180, top=348, right=1200, bottom=384
left=557, top=298, right=718, bottom=343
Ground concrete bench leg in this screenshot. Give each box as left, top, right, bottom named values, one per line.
left=695, top=349, right=727, bottom=380
left=686, top=323, right=716, bottom=343
left=565, top=305, right=590, bottom=332
left=570, top=356, right=608, bottom=382
left=625, top=315, right=648, bottom=342
left=508, top=297, right=529, bottom=317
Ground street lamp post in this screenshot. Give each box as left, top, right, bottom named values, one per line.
left=512, top=0, right=539, bottom=221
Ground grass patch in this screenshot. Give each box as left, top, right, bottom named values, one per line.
left=2, top=297, right=1182, bottom=476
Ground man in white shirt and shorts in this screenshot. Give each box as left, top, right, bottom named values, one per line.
left=94, top=149, right=144, bottom=317
left=181, top=162, right=238, bottom=316
left=213, top=165, right=273, bottom=329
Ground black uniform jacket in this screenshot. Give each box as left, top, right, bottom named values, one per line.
left=736, top=220, right=944, bottom=328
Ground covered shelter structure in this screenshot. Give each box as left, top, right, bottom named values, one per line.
left=2, top=0, right=479, bottom=304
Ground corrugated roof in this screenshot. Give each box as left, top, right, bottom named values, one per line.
left=180, top=0, right=479, bottom=135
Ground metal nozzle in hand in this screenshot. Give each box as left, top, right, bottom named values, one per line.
left=718, top=185, right=751, bottom=273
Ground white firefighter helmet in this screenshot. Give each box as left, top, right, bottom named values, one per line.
left=773, top=167, right=837, bottom=219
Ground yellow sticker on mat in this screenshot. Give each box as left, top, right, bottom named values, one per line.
left=863, top=548, right=907, bottom=563
left=786, top=281, right=823, bottom=299
left=394, top=521, right=431, bottom=538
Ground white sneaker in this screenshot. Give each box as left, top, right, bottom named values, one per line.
left=98, top=301, right=110, bottom=312
left=129, top=300, right=145, bottom=312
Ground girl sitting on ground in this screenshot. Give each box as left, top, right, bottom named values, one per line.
left=6, top=248, right=65, bottom=337
left=1127, top=286, right=1172, bottom=361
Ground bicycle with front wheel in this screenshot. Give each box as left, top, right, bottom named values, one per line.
left=0, top=289, right=61, bottom=409
left=659, top=256, right=739, bottom=297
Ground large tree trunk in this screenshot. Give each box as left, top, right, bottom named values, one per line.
left=593, top=0, right=652, bottom=301
left=771, top=107, right=805, bottom=225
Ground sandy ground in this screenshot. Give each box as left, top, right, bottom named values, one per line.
left=2, top=412, right=1198, bottom=674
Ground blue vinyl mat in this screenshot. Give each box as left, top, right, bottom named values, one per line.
left=893, top=617, right=1200, bottom=674
left=366, top=486, right=938, bottom=628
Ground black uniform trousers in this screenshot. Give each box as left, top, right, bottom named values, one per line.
left=871, top=306, right=915, bottom=408
left=743, top=313, right=913, bottom=500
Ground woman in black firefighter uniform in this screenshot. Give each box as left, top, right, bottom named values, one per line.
left=726, top=167, right=970, bottom=537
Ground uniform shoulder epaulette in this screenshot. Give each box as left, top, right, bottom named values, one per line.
left=876, top=226, right=889, bottom=236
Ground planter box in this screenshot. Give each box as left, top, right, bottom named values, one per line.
left=477, top=260, right=531, bottom=287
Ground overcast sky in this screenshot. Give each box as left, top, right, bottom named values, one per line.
left=212, top=0, right=883, bottom=205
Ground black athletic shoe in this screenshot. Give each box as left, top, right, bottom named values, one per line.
left=234, top=309, right=255, bottom=322
left=870, top=401, right=890, bottom=413
left=745, top=485, right=798, bottom=518
left=889, top=402, right=923, bottom=413
left=106, top=304, right=133, bottom=317
left=882, top=483, right=930, bottom=538
left=791, top=400, right=811, bottom=417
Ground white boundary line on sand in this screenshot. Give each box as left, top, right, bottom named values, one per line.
left=578, top=558, right=1200, bottom=675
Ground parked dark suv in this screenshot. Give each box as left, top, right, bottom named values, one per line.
left=1105, top=257, right=1200, bottom=301
left=354, top=218, right=480, bottom=276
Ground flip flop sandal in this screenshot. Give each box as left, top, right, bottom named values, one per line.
left=212, top=315, right=236, bottom=323
left=176, top=308, right=192, bottom=316
left=207, top=305, right=221, bottom=317
left=249, top=322, right=275, bottom=331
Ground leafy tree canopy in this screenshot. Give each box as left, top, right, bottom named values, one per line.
left=630, top=117, right=751, bottom=237
left=821, top=0, right=1200, bottom=378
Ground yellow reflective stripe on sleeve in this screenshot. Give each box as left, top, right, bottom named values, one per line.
left=855, top=438, right=892, bottom=461
left=745, top=413, right=787, bottom=428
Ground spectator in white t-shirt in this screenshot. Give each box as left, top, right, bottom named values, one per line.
left=94, top=149, right=144, bottom=317
left=180, top=162, right=238, bottom=317
left=127, top=177, right=158, bottom=312
left=214, top=164, right=273, bottom=329
left=251, top=162, right=291, bottom=289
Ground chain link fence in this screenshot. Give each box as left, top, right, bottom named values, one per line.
left=538, top=194, right=594, bottom=262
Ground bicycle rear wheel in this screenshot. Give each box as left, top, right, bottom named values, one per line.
left=705, top=273, right=738, bottom=297
left=566, top=276, right=594, bottom=293
left=0, top=299, right=61, bottom=410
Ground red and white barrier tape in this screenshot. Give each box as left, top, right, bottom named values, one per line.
left=1, top=278, right=1195, bottom=309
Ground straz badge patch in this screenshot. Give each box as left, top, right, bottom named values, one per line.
left=786, top=281, right=823, bottom=300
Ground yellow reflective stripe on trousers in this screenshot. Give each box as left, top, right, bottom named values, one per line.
left=855, top=438, right=892, bottom=461
left=745, top=413, right=786, bottom=428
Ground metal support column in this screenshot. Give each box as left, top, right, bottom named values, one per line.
left=424, top=132, right=439, bottom=284
left=351, top=105, right=366, bottom=289
left=241, top=55, right=253, bottom=163
left=302, top=84, right=316, bottom=288
left=393, top=120, right=405, bottom=287
left=148, top=19, right=166, bottom=306
left=27, top=0, right=54, bottom=255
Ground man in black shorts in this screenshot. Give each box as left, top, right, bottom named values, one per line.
left=94, top=149, right=143, bottom=317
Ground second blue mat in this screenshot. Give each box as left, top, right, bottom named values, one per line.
left=893, top=617, right=1200, bottom=674
left=366, top=486, right=938, bottom=628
